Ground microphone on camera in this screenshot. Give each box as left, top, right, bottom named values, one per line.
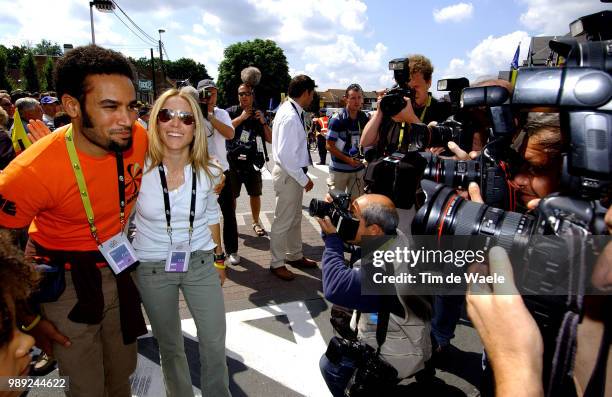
left=241, top=66, right=261, bottom=87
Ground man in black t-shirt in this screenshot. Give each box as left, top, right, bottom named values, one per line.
left=226, top=83, right=272, bottom=237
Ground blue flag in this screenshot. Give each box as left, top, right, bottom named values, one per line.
left=511, top=43, right=520, bottom=70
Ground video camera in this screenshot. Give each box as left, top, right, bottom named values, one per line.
left=309, top=191, right=360, bottom=242
left=325, top=336, right=398, bottom=397
left=379, top=58, right=415, bottom=117
left=412, top=11, right=612, bottom=393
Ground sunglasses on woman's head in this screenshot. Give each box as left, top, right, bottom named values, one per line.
left=157, top=108, right=195, bottom=125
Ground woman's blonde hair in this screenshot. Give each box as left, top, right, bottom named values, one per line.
left=147, top=88, right=220, bottom=181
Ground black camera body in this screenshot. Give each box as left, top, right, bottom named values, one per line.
left=325, top=336, right=398, bottom=397
left=379, top=58, right=416, bottom=117
left=420, top=151, right=513, bottom=209
left=227, top=140, right=265, bottom=170
left=309, top=192, right=360, bottom=242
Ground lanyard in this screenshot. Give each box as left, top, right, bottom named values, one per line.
left=65, top=126, right=126, bottom=246
left=290, top=101, right=313, bottom=165
left=158, top=165, right=197, bottom=245
left=290, top=101, right=306, bottom=131
left=397, top=95, right=432, bottom=150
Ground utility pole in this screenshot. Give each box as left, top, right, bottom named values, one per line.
left=150, top=48, right=157, bottom=99
left=158, top=29, right=166, bottom=91
left=89, top=1, right=115, bottom=45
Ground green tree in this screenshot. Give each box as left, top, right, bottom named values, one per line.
left=20, top=52, right=40, bottom=92
left=42, top=57, right=55, bottom=91
left=217, top=39, right=290, bottom=109
left=164, top=58, right=210, bottom=86
left=0, top=47, right=13, bottom=91
left=128, top=56, right=210, bottom=88
left=33, top=40, right=62, bottom=57
left=2, top=45, right=29, bottom=70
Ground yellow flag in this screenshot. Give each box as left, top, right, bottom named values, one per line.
left=11, top=108, right=31, bottom=154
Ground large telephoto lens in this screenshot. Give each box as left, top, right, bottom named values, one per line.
left=413, top=180, right=533, bottom=250
left=309, top=199, right=332, bottom=218
left=429, top=124, right=462, bottom=148
left=421, top=152, right=480, bottom=190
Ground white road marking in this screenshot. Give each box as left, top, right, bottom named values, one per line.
left=224, top=301, right=330, bottom=397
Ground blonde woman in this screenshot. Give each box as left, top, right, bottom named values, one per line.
left=132, top=89, right=230, bottom=397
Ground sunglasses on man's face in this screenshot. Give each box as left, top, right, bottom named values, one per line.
left=238, top=92, right=252, bottom=97
left=157, top=108, right=195, bottom=125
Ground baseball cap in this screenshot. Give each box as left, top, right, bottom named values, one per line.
left=196, top=79, right=217, bottom=90
left=41, top=96, right=59, bottom=104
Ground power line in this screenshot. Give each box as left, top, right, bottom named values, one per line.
left=111, top=0, right=158, bottom=44
left=111, top=11, right=157, bottom=47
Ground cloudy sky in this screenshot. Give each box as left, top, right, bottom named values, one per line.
left=0, top=0, right=607, bottom=95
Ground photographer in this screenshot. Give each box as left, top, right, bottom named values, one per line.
left=326, top=83, right=370, bottom=199
left=226, top=83, right=272, bottom=238
left=360, top=55, right=451, bottom=150
left=317, top=194, right=431, bottom=396
left=466, top=203, right=611, bottom=396
left=431, top=112, right=565, bottom=359
left=196, top=79, right=240, bottom=265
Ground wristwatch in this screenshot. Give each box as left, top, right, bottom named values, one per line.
left=208, top=111, right=215, bottom=121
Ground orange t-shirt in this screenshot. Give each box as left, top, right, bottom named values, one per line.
left=0, top=123, right=148, bottom=251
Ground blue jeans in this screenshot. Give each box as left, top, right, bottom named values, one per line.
left=135, top=250, right=230, bottom=397
left=431, top=295, right=464, bottom=347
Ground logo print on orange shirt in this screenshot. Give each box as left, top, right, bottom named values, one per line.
left=126, top=162, right=143, bottom=204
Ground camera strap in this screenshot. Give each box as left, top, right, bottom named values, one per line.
left=546, top=233, right=587, bottom=397
left=290, top=101, right=313, bottom=165
left=396, top=95, right=432, bottom=152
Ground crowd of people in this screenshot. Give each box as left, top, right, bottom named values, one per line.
left=0, top=43, right=609, bottom=397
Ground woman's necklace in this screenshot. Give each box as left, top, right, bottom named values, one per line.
left=165, top=167, right=185, bottom=191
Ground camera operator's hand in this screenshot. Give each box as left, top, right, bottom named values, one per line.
left=466, top=246, right=544, bottom=397
left=459, top=182, right=484, bottom=203
left=446, top=141, right=480, bottom=160
left=316, top=216, right=338, bottom=235
left=426, top=147, right=446, bottom=156
left=254, top=109, right=267, bottom=125
left=391, top=97, right=420, bottom=124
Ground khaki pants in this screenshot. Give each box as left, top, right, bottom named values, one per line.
left=269, top=164, right=305, bottom=268
left=327, top=169, right=365, bottom=199
left=42, top=267, right=137, bottom=397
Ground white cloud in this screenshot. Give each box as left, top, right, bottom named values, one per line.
left=440, top=30, right=530, bottom=82
left=433, top=2, right=473, bottom=23
left=518, top=0, right=607, bottom=35
left=180, top=35, right=225, bottom=80
left=302, top=35, right=388, bottom=91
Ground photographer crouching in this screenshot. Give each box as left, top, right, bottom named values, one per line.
left=314, top=193, right=432, bottom=396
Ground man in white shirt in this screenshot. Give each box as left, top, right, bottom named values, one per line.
left=269, top=75, right=317, bottom=281
left=194, top=79, right=241, bottom=265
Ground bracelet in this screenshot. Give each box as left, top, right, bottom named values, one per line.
left=214, top=262, right=226, bottom=270
left=21, top=314, right=42, bottom=332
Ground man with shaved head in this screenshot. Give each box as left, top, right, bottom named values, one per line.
left=316, top=193, right=432, bottom=396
